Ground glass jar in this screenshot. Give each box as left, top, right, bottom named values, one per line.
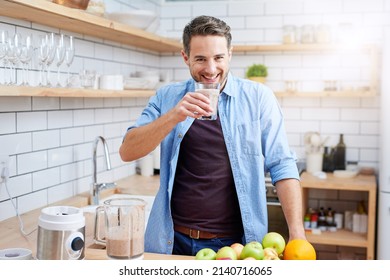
left=283, top=25, right=297, bottom=44
left=315, top=24, right=331, bottom=43
left=301, top=24, right=315, bottom=44
left=285, top=80, right=299, bottom=93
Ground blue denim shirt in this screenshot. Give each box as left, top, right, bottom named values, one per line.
left=127, top=72, right=299, bottom=254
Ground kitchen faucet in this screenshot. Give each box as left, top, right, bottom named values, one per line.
left=91, top=136, right=116, bottom=205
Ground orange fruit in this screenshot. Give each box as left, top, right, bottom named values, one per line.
left=283, top=239, right=316, bottom=260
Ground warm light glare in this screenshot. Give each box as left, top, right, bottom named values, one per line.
left=337, top=23, right=363, bottom=48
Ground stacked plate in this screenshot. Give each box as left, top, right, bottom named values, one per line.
left=124, top=77, right=155, bottom=90
left=124, top=70, right=160, bottom=90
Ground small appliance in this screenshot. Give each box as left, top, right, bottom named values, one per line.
left=36, top=206, right=85, bottom=260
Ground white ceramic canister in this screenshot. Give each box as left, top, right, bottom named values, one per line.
left=306, top=152, right=323, bottom=173
left=99, top=75, right=124, bottom=90
left=140, top=154, right=154, bottom=177
left=334, top=213, right=344, bottom=229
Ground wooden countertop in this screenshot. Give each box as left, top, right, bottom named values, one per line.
left=0, top=174, right=193, bottom=260
left=300, top=171, right=377, bottom=191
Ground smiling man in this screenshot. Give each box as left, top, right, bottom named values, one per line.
left=119, top=15, right=306, bottom=256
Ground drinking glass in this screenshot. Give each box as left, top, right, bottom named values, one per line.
left=37, top=34, right=49, bottom=87
left=64, top=35, right=75, bottom=87
left=19, top=34, right=33, bottom=86
left=194, top=82, right=220, bottom=120
left=55, top=34, right=65, bottom=87
left=0, top=30, right=9, bottom=85
left=7, top=33, right=22, bottom=85
left=45, top=33, right=56, bottom=87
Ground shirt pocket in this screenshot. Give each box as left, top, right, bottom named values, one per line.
left=237, top=120, right=262, bottom=156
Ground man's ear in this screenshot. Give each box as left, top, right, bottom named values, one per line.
left=181, top=49, right=190, bottom=66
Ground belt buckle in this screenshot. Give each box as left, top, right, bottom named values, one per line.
left=189, top=229, right=200, bottom=239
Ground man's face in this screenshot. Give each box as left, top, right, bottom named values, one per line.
left=181, top=35, right=232, bottom=90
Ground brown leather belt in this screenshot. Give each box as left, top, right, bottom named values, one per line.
left=174, top=224, right=233, bottom=239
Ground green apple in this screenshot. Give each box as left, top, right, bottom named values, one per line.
left=262, top=232, right=286, bottom=255
left=242, top=257, right=257, bottom=260
left=215, top=246, right=237, bottom=260
left=240, top=241, right=264, bottom=260
left=230, top=243, right=244, bottom=259
left=195, top=248, right=217, bottom=260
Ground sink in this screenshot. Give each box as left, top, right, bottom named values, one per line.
left=82, top=194, right=155, bottom=229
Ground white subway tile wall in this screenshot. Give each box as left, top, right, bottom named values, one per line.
left=0, top=0, right=158, bottom=221
left=0, top=0, right=388, bottom=249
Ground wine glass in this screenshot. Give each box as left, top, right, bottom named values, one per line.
left=37, top=34, right=49, bottom=87
left=55, top=34, right=65, bottom=87
left=6, top=33, right=22, bottom=85
left=64, top=35, right=75, bottom=87
left=0, top=30, right=9, bottom=85
left=19, top=34, right=33, bottom=86
left=45, top=33, right=56, bottom=87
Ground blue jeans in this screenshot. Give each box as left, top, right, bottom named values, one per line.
left=173, top=231, right=244, bottom=256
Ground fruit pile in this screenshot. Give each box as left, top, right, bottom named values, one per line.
left=195, top=232, right=316, bottom=260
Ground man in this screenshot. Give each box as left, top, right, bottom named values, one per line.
left=119, top=15, right=306, bottom=256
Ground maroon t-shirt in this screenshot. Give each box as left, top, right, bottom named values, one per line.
left=171, top=117, right=243, bottom=236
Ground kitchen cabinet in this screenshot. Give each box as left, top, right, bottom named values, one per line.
left=300, top=172, right=377, bottom=260
left=0, top=0, right=379, bottom=99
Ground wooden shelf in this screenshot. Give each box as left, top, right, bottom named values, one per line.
left=300, top=172, right=376, bottom=192
left=306, top=229, right=368, bottom=248
left=275, top=90, right=375, bottom=98
left=0, top=0, right=182, bottom=53
left=234, top=43, right=378, bottom=53
left=0, top=87, right=376, bottom=99
left=300, top=172, right=377, bottom=259
left=0, top=85, right=155, bottom=98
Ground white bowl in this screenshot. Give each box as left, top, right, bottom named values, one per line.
left=105, top=10, right=157, bottom=30
left=333, top=170, right=358, bottom=178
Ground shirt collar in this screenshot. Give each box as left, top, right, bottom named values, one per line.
left=221, top=72, right=236, bottom=98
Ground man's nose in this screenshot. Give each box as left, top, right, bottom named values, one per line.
left=204, top=60, right=217, bottom=74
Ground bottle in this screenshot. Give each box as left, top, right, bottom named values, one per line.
left=322, top=146, right=334, bottom=172
left=310, top=212, right=318, bottom=229
left=333, top=134, right=346, bottom=170
left=326, top=207, right=334, bottom=226
left=304, top=214, right=311, bottom=230
left=317, top=207, right=327, bottom=231
left=304, top=208, right=313, bottom=230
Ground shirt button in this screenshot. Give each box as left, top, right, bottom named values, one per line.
left=178, top=133, right=183, bottom=138
left=167, top=240, right=172, bottom=245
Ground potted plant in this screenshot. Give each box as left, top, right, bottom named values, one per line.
left=246, top=63, right=268, bottom=84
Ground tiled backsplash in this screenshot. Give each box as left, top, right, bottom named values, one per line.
left=0, top=0, right=388, bottom=226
